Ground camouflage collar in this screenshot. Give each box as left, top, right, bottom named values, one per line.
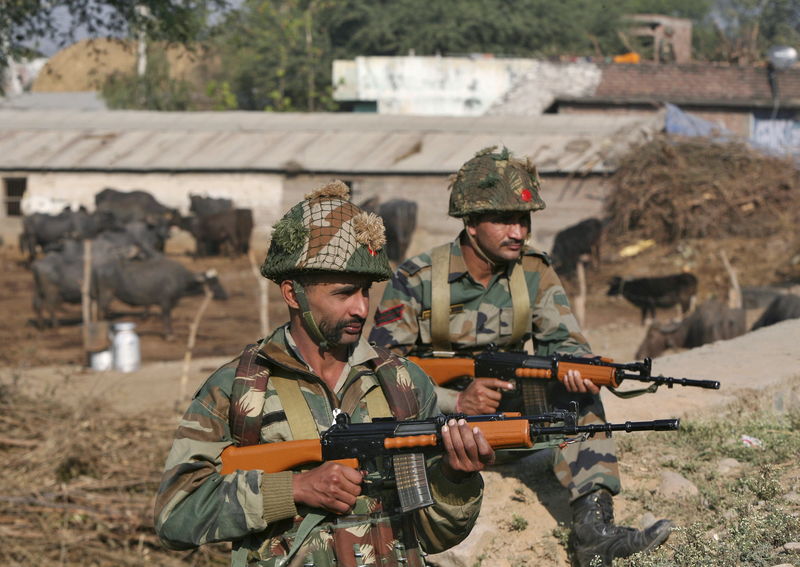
left=261, top=323, right=380, bottom=375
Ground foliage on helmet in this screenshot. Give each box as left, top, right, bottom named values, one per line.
left=261, top=181, right=393, bottom=282
left=448, top=146, right=547, bottom=218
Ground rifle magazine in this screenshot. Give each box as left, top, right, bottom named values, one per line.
left=393, top=453, right=433, bottom=512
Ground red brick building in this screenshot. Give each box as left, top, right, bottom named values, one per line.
left=555, top=62, right=800, bottom=140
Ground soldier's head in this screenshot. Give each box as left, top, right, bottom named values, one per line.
left=448, top=146, right=545, bottom=264
left=261, top=181, right=392, bottom=349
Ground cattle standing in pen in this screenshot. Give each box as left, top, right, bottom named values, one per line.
left=20, top=207, right=112, bottom=262
left=179, top=208, right=253, bottom=257
left=95, top=257, right=228, bottom=339
left=188, top=194, right=233, bottom=217
left=607, top=273, right=698, bottom=325
left=550, top=217, right=603, bottom=279
left=750, top=294, right=800, bottom=331
left=635, top=299, right=746, bottom=359
left=357, top=197, right=418, bottom=263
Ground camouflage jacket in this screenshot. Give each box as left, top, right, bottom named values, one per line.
left=154, top=324, right=483, bottom=567
left=368, top=234, right=591, bottom=410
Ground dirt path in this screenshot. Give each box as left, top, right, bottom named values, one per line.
left=4, top=319, right=798, bottom=567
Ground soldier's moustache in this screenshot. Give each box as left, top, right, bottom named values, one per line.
left=319, top=316, right=366, bottom=344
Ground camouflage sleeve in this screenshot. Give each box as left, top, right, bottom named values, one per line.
left=530, top=262, right=592, bottom=356
left=154, top=364, right=296, bottom=550
left=368, top=264, right=426, bottom=355
left=404, top=359, right=484, bottom=553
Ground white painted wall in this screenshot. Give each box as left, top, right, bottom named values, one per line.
left=333, top=56, right=602, bottom=117
left=20, top=171, right=285, bottom=236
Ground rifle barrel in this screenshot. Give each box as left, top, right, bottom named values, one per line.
left=533, top=418, right=680, bottom=437
left=622, top=373, right=720, bottom=390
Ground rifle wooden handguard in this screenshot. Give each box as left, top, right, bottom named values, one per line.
left=409, top=355, right=620, bottom=388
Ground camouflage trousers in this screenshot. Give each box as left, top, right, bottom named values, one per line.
left=548, top=385, right=621, bottom=503
left=238, top=513, right=426, bottom=567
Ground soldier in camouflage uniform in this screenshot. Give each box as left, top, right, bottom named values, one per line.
left=155, top=181, right=494, bottom=567
left=368, top=148, right=672, bottom=567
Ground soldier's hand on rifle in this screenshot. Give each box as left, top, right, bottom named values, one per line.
left=292, top=462, right=365, bottom=514
left=456, top=378, right=514, bottom=414
left=440, top=418, right=495, bottom=481
left=562, top=368, right=601, bottom=395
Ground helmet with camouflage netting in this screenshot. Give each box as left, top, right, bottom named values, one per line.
left=261, top=181, right=392, bottom=283
left=448, top=146, right=546, bottom=218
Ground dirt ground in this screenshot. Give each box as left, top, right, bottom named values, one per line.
left=1, top=223, right=799, bottom=567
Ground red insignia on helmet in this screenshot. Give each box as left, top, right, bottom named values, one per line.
left=521, top=189, right=533, bottom=202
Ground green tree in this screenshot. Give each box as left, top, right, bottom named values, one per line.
left=709, top=0, right=800, bottom=63
left=214, top=0, right=335, bottom=110
left=100, top=46, right=195, bottom=109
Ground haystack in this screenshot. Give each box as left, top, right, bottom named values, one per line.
left=605, top=136, right=800, bottom=244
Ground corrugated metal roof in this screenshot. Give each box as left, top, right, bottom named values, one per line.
left=0, top=109, right=664, bottom=174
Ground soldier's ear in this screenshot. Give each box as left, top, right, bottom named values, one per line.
left=280, top=280, right=300, bottom=310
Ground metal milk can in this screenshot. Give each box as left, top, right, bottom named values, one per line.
left=112, top=321, right=141, bottom=373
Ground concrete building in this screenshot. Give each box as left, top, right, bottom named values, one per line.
left=0, top=109, right=663, bottom=254
left=333, top=55, right=602, bottom=117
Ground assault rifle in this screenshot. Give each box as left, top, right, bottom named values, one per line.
left=221, top=407, right=679, bottom=512
left=408, top=349, right=720, bottom=401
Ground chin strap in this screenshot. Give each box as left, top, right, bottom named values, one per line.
left=463, top=222, right=499, bottom=270
left=292, top=280, right=336, bottom=352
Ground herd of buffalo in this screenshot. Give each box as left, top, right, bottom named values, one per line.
left=16, top=188, right=800, bottom=354
left=23, top=189, right=239, bottom=337
left=19, top=189, right=420, bottom=340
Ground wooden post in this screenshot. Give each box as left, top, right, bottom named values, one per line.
left=81, top=240, right=92, bottom=363
left=178, top=283, right=213, bottom=408
left=720, top=250, right=742, bottom=309
left=248, top=250, right=269, bottom=337
left=574, top=259, right=587, bottom=329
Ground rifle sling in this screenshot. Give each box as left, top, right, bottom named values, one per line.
left=430, top=243, right=452, bottom=351
left=508, top=260, right=531, bottom=346
left=608, top=383, right=660, bottom=398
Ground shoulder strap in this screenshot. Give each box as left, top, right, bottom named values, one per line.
left=509, top=260, right=532, bottom=346
left=230, top=340, right=321, bottom=446
left=230, top=342, right=271, bottom=447
left=270, top=375, right=320, bottom=440
left=370, top=345, right=421, bottom=420
left=430, top=243, right=452, bottom=351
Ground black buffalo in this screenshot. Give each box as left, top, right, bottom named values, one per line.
left=180, top=208, right=253, bottom=257
left=635, top=299, right=746, bottom=359
left=751, top=294, right=800, bottom=331
left=95, top=188, right=179, bottom=227
left=550, top=218, right=603, bottom=278
left=30, top=234, right=144, bottom=329
left=95, top=257, right=228, bottom=338
left=357, top=197, right=417, bottom=263
left=608, top=273, right=698, bottom=324
left=20, top=207, right=111, bottom=262
left=380, top=199, right=417, bottom=263
left=189, top=194, right=234, bottom=217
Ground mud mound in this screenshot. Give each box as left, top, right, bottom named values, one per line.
left=33, top=37, right=218, bottom=92
left=605, top=136, right=800, bottom=245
